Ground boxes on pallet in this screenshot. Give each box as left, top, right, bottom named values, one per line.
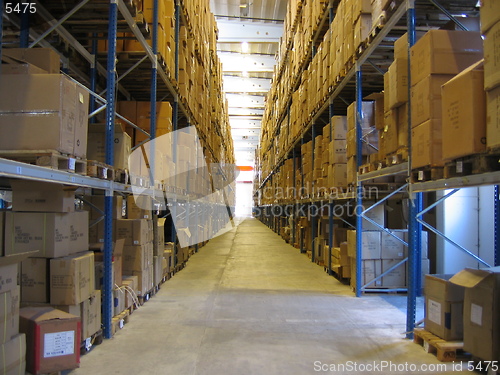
left=21, top=258, right=50, bottom=303
left=0, top=334, right=26, bottom=375
left=380, top=230, right=406, bottom=259
left=410, top=30, right=483, bottom=86
left=4, top=211, right=89, bottom=258
left=347, top=101, right=374, bottom=131
left=411, top=119, right=444, bottom=169
left=353, top=15, right=372, bottom=50
left=56, top=290, right=101, bottom=340
left=87, top=123, right=131, bottom=171
left=397, top=103, right=409, bottom=148
left=327, top=164, right=347, bottom=188
left=479, top=0, right=500, bottom=33
left=132, top=267, right=153, bottom=296
left=122, top=276, right=138, bottom=309
left=347, top=230, right=381, bottom=259
left=153, top=255, right=163, bottom=286
left=0, top=263, right=20, bottom=295
left=329, top=140, right=347, bottom=164
left=349, top=258, right=383, bottom=289
left=393, top=32, right=425, bottom=61
left=410, top=75, right=454, bottom=127
left=89, top=219, right=117, bottom=245
left=381, top=259, right=406, bottom=288
left=424, top=274, right=464, bottom=341
left=11, top=181, right=76, bottom=213
left=20, top=307, right=80, bottom=375
left=113, top=288, right=126, bottom=316
left=442, top=60, right=486, bottom=161
left=484, top=21, right=500, bottom=91
left=85, top=195, right=123, bottom=220
left=50, top=251, right=95, bottom=305
left=154, top=218, right=166, bottom=257
left=2, top=55, right=47, bottom=74
left=3, top=48, right=60, bottom=74
left=0, top=74, right=89, bottom=157
left=487, top=85, right=500, bottom=149
left=450, top=267, right=500, bottom=361
left=382, top=109, right=399, bottom=155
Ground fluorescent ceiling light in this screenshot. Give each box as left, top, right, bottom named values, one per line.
left=241, top=42, right=249, bottom=53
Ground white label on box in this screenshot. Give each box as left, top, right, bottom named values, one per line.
left=428, top=299, right=441, bottom=325
left=44, top=331, right=75, bottom=358
left=471, top=303, right=483, bottom=326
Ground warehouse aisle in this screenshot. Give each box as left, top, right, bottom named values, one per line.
left=71, top=219, right=465, bottom=375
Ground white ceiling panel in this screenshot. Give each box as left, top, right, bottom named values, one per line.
left=219, top=52, right=275, bottom=72
left=223, top=76, right=271, bottom=93
left=226, top=93, right=265, bottom=108
left=228, top=108, right=264, bottom=116
left=217, top=20, right=283, bottom=42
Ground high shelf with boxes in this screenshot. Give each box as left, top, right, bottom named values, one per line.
left=0, top=0, right=234, bottom=359
left=254, top=0, right=490, bottom=338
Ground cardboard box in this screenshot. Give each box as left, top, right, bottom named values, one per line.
left=20, top=307, right=80, bottom=375
left=21, top=258, right=50, bottom=303
left=81, top=291, right=101, bottom=339
left=442, top=61, right=486, bottom=160
left=116, top=219, right=151, bottom=246
left=393, top=32, right=425, bottom=61
left=480, top=0, right=500, bottom=33
left=132, top=267, right=152, bottom=296
left=411, top=120, right=444, bottom=169
left=113, top=287, right=125, bottom=316
left=153, top=255, right=163, bottom=286
left=5, top=211, right=88, bottom=258
left=403, top=231, right=429, bottom=259
left=347, top=230, right=381, bottom=259
left=122, top=243, right=153, bottom=273
left=382, top=110, right=399, bottom=155
left=127, top=195, right=153, bottom=219
left=0, top=289, right=17, bottom=345
left=113, top=239, right=124, bottom=287
left=484, top=22, right=500, bottom=91
left=121, top=277, right=137, bottom=309
left=85, top=195, right=123, bottom=220
left=411, top=74, right=454, bottom=127
left=11, top=180, right=76, bottom=213
left=487, top=85, right=500, bottom=149
left=381, top=259, right=406, bottom=288
left=387, top=58, right=408, bottom=109
left=154, top=218, right=166, bottom=257
left=0, top=74, right=88, bottom=156
left=0, top=263, right=19, bottom=294
left=3, top=48, right=60, bottom=73
left=328, top=140, right=347, bottom=164
left=87, top=123, right=132, bottom=170
left=410, top=30, right=483, bottom=86
left=381, top=230, right=406, bottom=259
left=0, top=334, right=26, bottom=375
left=1, top=54, right=47, bottom=74
left=425, top=274, right=465, bottom=341
left=350, top=258, right=383, bottom=289
left=450, top=267, right=500, bottom=360
left=327, top=164, right=347, bottom=188
left=50, top=252, right=95, bottom=305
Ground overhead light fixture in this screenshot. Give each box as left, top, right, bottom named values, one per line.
left=241, top=42, right=249, bottom=53
left=242, top=70, right=249, bottom=77
left=239, top=4, right=247, bottom=8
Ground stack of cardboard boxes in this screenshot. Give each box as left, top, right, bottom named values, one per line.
left=410, top=30, right=483, bottom=169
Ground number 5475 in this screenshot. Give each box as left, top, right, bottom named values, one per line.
left=5, top=3, right=37, bottom=14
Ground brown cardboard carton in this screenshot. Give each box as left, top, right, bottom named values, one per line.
left=425, top=274, right=465, bottom=341
left=479, top=0, right=500, bottom=33
left=411, top=74, right=454, bottom=127
left=11, top=181, right=75, bottom=213
left=0, top=334, right=26, bottom=375
left=132, top=267, right=152, bottom=296
left=127, top=195, right=153, bottom=219
left=87, top=123, right=132, bottom=170
left=388, top=58, right=408, bottom=109
left=393, top=32, right=425, bottom=61
left=381, top=259, right=406, bottom=288
left=116, top=219, right=151, bottom=246
left=21, top=258, right=49, bottom=303
left=328, top=140, right=347, bottom=164
left=484, top=22, right=500, bottom=91
left=122, top=243, right=153, bottom=273
left=450, top=267, right=500, bottom=360
left=350, top=258, right=383, bottom=289
left=0, top=289, right=17, bottom=344
left=381, top=230, right=406, bottom=259
left=85, top=195, right=123, bottom=220
left=113, top=288, right=125, bottom=316
left=153, top=255, right=163, bottom=286
left=4, top=211, right=88, bottom=257
left=0, top=263, right=18, bottom=295
left=1, top=54, right=47, bottom=74
left=487, top=85, right=500, bottom=149
left=3, top=48, right=60, bottom=73
left=50, top=251, right=95, bottom=305
left=0, top=74, right=77, bottom=155
left=347, top=230, right=381, bottom=259
left=20, top=307, right=80, bottom=375
left=411, top=120, right=443, bottom=169
left=397, top=103, right=409, bottom=148
left=442, top=61, right=486, bottom=160
left=365, top=92, right=385, bottom=130
left=410, top=30, right=483, bottom=86
left=382, top=110, right=399, bottom=154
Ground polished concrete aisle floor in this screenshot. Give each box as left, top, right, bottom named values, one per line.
left=71, top=218, right=467, bottom=375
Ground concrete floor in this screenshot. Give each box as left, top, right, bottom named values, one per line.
left=70, top=218, right=470, bottom=375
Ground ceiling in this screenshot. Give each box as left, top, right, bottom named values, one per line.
left=209, top=0, right=288, bottom=168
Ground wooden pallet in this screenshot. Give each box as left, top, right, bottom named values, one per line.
left=444, top=152, right=500, bottom=179
left=87, top=160, right=115, bottom=180
left=386, top=148, right=409, bottom=166
left=413, top=328, right=468, bottom=362
left=0, top=149, right=87, bottom=174
left=80, top=329, right=103, bottom=354
left=411, top=166, right=444, bottom=182
left=114, top=168, right=129, bottom=184
left=111, top=309, right=130, bottom=336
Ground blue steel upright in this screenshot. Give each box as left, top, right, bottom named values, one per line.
left=103, top=0, right=118, bottom=339
left=150, top=0, right=159, bottom=185
left=355, top=68, right=363, bottom=297
left=406, top=3, right=423, bottom=338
